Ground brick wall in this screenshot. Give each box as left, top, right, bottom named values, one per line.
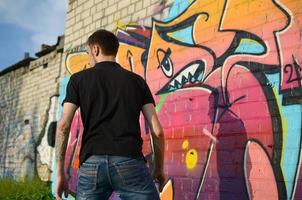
left=63, top=0, right=171, bottom=49
left=54, top=0, right=302, bottom=199
left=0, top=37, right=64, bottom=182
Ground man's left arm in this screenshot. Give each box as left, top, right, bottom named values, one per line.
left=55, top=102, right=78, bottom=199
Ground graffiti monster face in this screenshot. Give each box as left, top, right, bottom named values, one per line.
left=146, top=22, right=215, bottom=95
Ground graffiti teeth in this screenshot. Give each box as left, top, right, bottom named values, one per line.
left=194, top=66, right=204, bottom=82
left=188, top=72, right=195, bottom=83
left=157, top=61, right=205, bottom=94
left=169, top=80, right=175, bottom=87
left=181, top=75, right=189, bottom=85
left=174, top=80, right=182, bottom=89
left=173, top=63, right=203, bottom=88
left=175, top=75, right=183, bottom=85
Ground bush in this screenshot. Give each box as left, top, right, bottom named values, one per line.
left=0, top=176, right=54, bottom=200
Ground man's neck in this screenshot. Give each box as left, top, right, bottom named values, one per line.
left=96, top=56, right=116, bottom=63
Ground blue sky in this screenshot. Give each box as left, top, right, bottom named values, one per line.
left=0, top=0, right=67, bottom=71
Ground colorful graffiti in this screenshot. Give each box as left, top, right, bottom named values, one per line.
left=53, top=0, right=302, bottom=199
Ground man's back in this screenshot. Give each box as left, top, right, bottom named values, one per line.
left=64, top=61, right=155, bottom=166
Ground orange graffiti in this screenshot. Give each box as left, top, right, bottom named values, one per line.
left=160, top=179, right=174, bottom=200
left=66, top=52, right=91, bottom=74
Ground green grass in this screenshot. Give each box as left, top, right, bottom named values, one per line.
left=0, top=176, right=54, bottom=200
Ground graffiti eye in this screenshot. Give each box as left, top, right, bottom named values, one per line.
left=161, top=57, right=173, bottom=77
left=157, top=48, right=173, bottom=78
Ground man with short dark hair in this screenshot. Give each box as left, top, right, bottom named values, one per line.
left=55, top=29, right=165, bottom=200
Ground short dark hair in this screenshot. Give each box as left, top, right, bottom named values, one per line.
left=87, top=29, right=119, bottom=56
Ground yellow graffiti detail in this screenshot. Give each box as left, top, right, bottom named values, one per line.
left=115, top=19, right=129, bottom=30
left=182, top=140, right=198, bottom=169
left=114, top=19, right=139, bottom=32
left=182, top=140, right=189, bottom=149
left=186, top=149, right=198, bottom=169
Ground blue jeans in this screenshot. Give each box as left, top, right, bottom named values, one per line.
left=76, top=155, right=160, bottom=200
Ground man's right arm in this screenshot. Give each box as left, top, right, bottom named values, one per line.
left=142, top=103, right=165, bottom=190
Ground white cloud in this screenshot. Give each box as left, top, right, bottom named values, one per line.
left=0, top=0, right=67, bottom=52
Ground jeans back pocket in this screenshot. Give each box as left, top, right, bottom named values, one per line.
left=78, top=161, right=99, bottom=193
left=114, top=158, right=152, bottom=190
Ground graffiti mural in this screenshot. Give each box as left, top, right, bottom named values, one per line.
left=53, top=0, right=302, bottom=199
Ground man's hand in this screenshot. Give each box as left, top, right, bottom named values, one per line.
left=55, top=175, right=69, bottom=200
left=142, top=103, right=166, bottom=192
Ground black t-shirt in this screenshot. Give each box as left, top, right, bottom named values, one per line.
left=62, top=61, right=155, bottom=166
